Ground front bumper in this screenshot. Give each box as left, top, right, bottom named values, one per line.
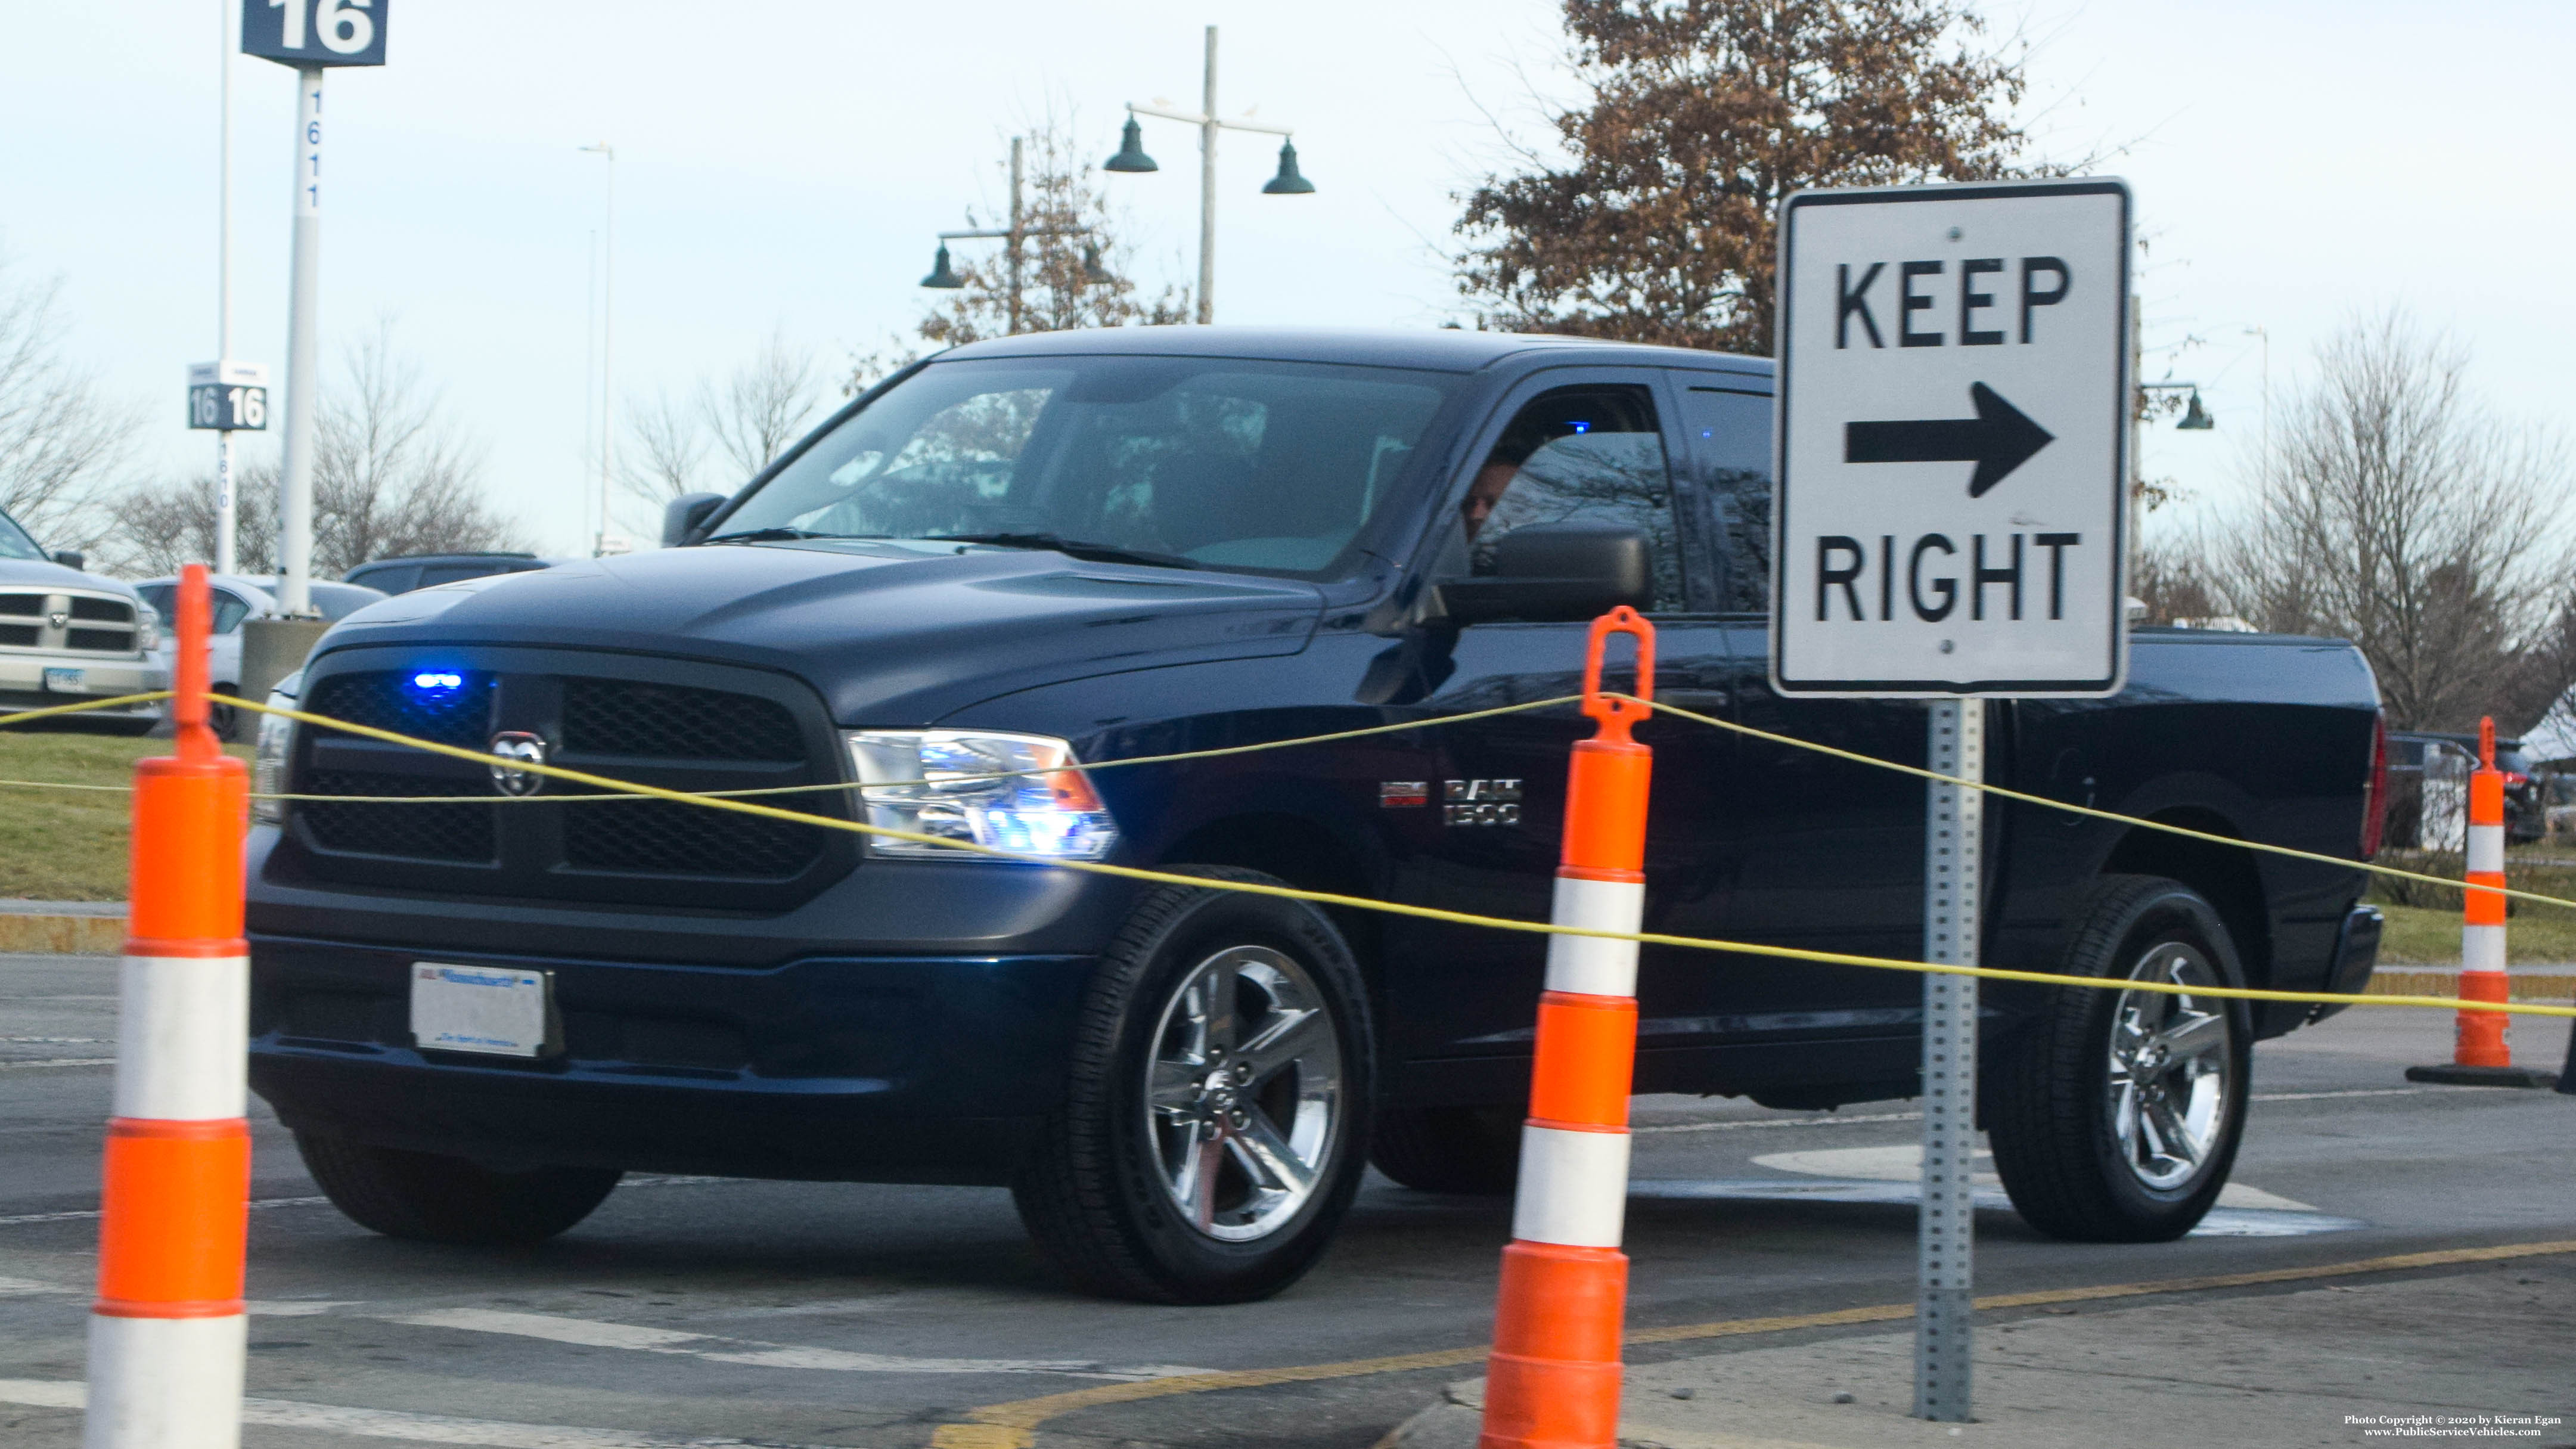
left=0, top=654, right=166, bottom=713
left=250, top=936, right=1097, bottom=1184
left=246, top=824, right=1141, bottom=1183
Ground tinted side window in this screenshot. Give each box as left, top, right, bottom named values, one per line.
left=1466, top=384, right=1683, bottom=612
left=1677, top=383, right=1773, bottom=612
left=352, top=564, right=420, bottom=594
left=210, top=592, right=253, bottom=634
left=417, top=563, right=500, bottom=588
left=135, top=585, right=176, bottom=623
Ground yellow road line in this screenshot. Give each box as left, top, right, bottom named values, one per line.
left=929, top=1239, right=2576, bottom=1447
left=209, top=694, right=2576, bottom=1021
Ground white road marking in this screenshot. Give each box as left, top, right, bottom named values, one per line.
left=0, top=1037, right=107, bottom=1044
left=249, top=1299, right=364, bottom=1316
left=1749, top=1143, right=2320, bottom=1212
left=1634, top=1110, right=1922, bottom=1135
left=0, top=1379, right=827, bottom=1447
left=384, top=1308, right=1207, bottom=1381
left=0, top=1276, right=62, bottom=1296
left=0, top=1058, right=113, bottom=1071
left=2251, top=1088, right=2434, bottom=1103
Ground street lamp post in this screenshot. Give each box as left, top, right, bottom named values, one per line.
left=1101, top=25, right=1314, bottom=324
left=918, top=136, right=1106, bottom=328
left=580, top=142, right=620, bottom=556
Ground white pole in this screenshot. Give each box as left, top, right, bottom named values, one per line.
left=1196, top=25, right=1217, bottom=325
left=581, top=143, right=616, bottom=556
left=274, top=66, right=324, bottom=617
left=214, top=6, right=237, bottom=578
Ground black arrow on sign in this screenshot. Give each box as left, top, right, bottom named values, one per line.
left=1843, top=383, right=2055, bottom=498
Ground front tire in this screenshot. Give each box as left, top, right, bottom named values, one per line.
left=1987, top=874, right=2251, bottom=1242
left=1013, top=868, right=1373, bottom=1304
left=297, top=1132, right=621, bottom=1246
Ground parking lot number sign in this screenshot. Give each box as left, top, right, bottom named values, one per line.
left=243, top=0, right=389, bottom=67
left=1772, top=179, right=2131, bottom=697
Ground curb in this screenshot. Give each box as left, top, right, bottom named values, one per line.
left=2369, top=968, right=2576, bottom=1001
left=0, top=905, right=125, bottom=955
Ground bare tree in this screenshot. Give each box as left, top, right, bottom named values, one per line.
left=700, top=330, right=821, bottom=482
left=2203, top=310, right=2571, bottom=731
left=616, top=387, right=708, bottom=505
left=107, top=322, right=523, bottom=578
left=618, top=331, right=827, bottom=511
left=0, top=256, right=139, bottom=548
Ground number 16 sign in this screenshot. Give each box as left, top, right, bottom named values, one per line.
left=243, top=0, right=389, bottom=68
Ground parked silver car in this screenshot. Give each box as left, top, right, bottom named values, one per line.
left=0, top=508, right=165, bottom=734
left=134, top=574, right=386, bottom=738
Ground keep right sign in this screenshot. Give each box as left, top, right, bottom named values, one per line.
left=1771, top=178, right=2131, bottom=697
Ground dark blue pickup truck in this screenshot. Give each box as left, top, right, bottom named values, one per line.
left=247, top=327, right=2386, bottom=1303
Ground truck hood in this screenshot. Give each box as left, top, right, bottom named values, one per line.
left=0, top=557, right=135, bottom=596
left=315, top=540, right=1325, bottom=723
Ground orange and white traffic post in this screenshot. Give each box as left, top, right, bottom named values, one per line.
left=2409, top=716, right=2555, bottom=1088
left=1478, top=607, right=1654, bottom=1449
left=86, top=564, right=252, bottom=1448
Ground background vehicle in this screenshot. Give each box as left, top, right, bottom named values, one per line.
left=2382, top=730, right=2543, bottom=845
left=0, top=505, right=164, bottom=734
left=135, top=575, right=386, bottom=739
left=246, top=328, right=2385, bottom=1304
left=344, top=553, right=555, bottom=595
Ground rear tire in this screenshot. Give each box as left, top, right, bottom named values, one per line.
left=1369, top=1104, right=1520, bottom=1194
left=1013, top=868, right=1373, bottom=1304
left=1986, top=874, right=2251, bottom=1243
left=297, top=1132, right=621, bottom=1246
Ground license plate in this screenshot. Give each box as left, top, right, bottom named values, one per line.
left=410, top=963, right=553, bottom=1057
left=42, top=668, right=82, bottom=693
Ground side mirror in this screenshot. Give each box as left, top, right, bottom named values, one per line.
left=1435, top=521, right=1652, bottom=625
left=51, top=550, right=84, bottom=572
left=662, top=492, right=726, bottom=548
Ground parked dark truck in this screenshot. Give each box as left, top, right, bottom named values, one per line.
left=246, top=328, right=2388, bottom=1303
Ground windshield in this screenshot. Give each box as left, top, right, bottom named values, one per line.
left=712, top=355, right=1458, bottom=576
left=0, top=508, right=43, bottom=562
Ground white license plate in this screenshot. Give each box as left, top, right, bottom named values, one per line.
left=411, top=963, right=553, bottom=1057
left=42, top=668, right=82, bottom=693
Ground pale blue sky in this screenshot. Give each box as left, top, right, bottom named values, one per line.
left=4, top=1, right=2569, bottom=560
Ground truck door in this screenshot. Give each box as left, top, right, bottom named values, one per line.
left=1381, top=370, right=1734, bottom=1076
left=1675, top=376, right=1925, bottom=1037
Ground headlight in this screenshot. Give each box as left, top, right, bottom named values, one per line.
left=844, top=730, right=1119, bottom=861
left=133, top=603, right=160, bottom=653
left=251, top=671, right=302, bottom=827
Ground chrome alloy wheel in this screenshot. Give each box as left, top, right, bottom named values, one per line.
left=1143, top=945, right=1344, bottom=1243
left=2106, top=943, right=2235, bottom=1192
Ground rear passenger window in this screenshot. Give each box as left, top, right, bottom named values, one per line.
left=418, top=564, right=499, bottom=588
left=1677, top=383, right=1773, bottom=613
left=210, top=592, right=253, bottom=634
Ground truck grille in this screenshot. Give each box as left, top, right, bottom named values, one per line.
left=563, top=679, right=803, bottom=760
left=285, top=653, right=852, bottom=910
left=299, top=771, right=496, bottom=862
left=305, top=671, right=495, bottom=748
left=0, top=591, right=139, bottom=654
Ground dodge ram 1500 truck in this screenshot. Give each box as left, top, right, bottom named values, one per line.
left=246, top=327, right=2386, bottom=1303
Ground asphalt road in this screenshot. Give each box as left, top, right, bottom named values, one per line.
left=2, top=951, right=2572, bottom=1448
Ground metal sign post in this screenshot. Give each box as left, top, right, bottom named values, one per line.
left=242, top=0, right=388, bottom=616
left=1771, top=178, right=2133, bottom=1423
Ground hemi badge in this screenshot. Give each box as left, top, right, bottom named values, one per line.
left=1379, top=781, right=1430, bottom=808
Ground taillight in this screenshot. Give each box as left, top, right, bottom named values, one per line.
left=2503, top=771, right=2530, bottom=788
left=2360, top=712, right=2388, bottom=858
